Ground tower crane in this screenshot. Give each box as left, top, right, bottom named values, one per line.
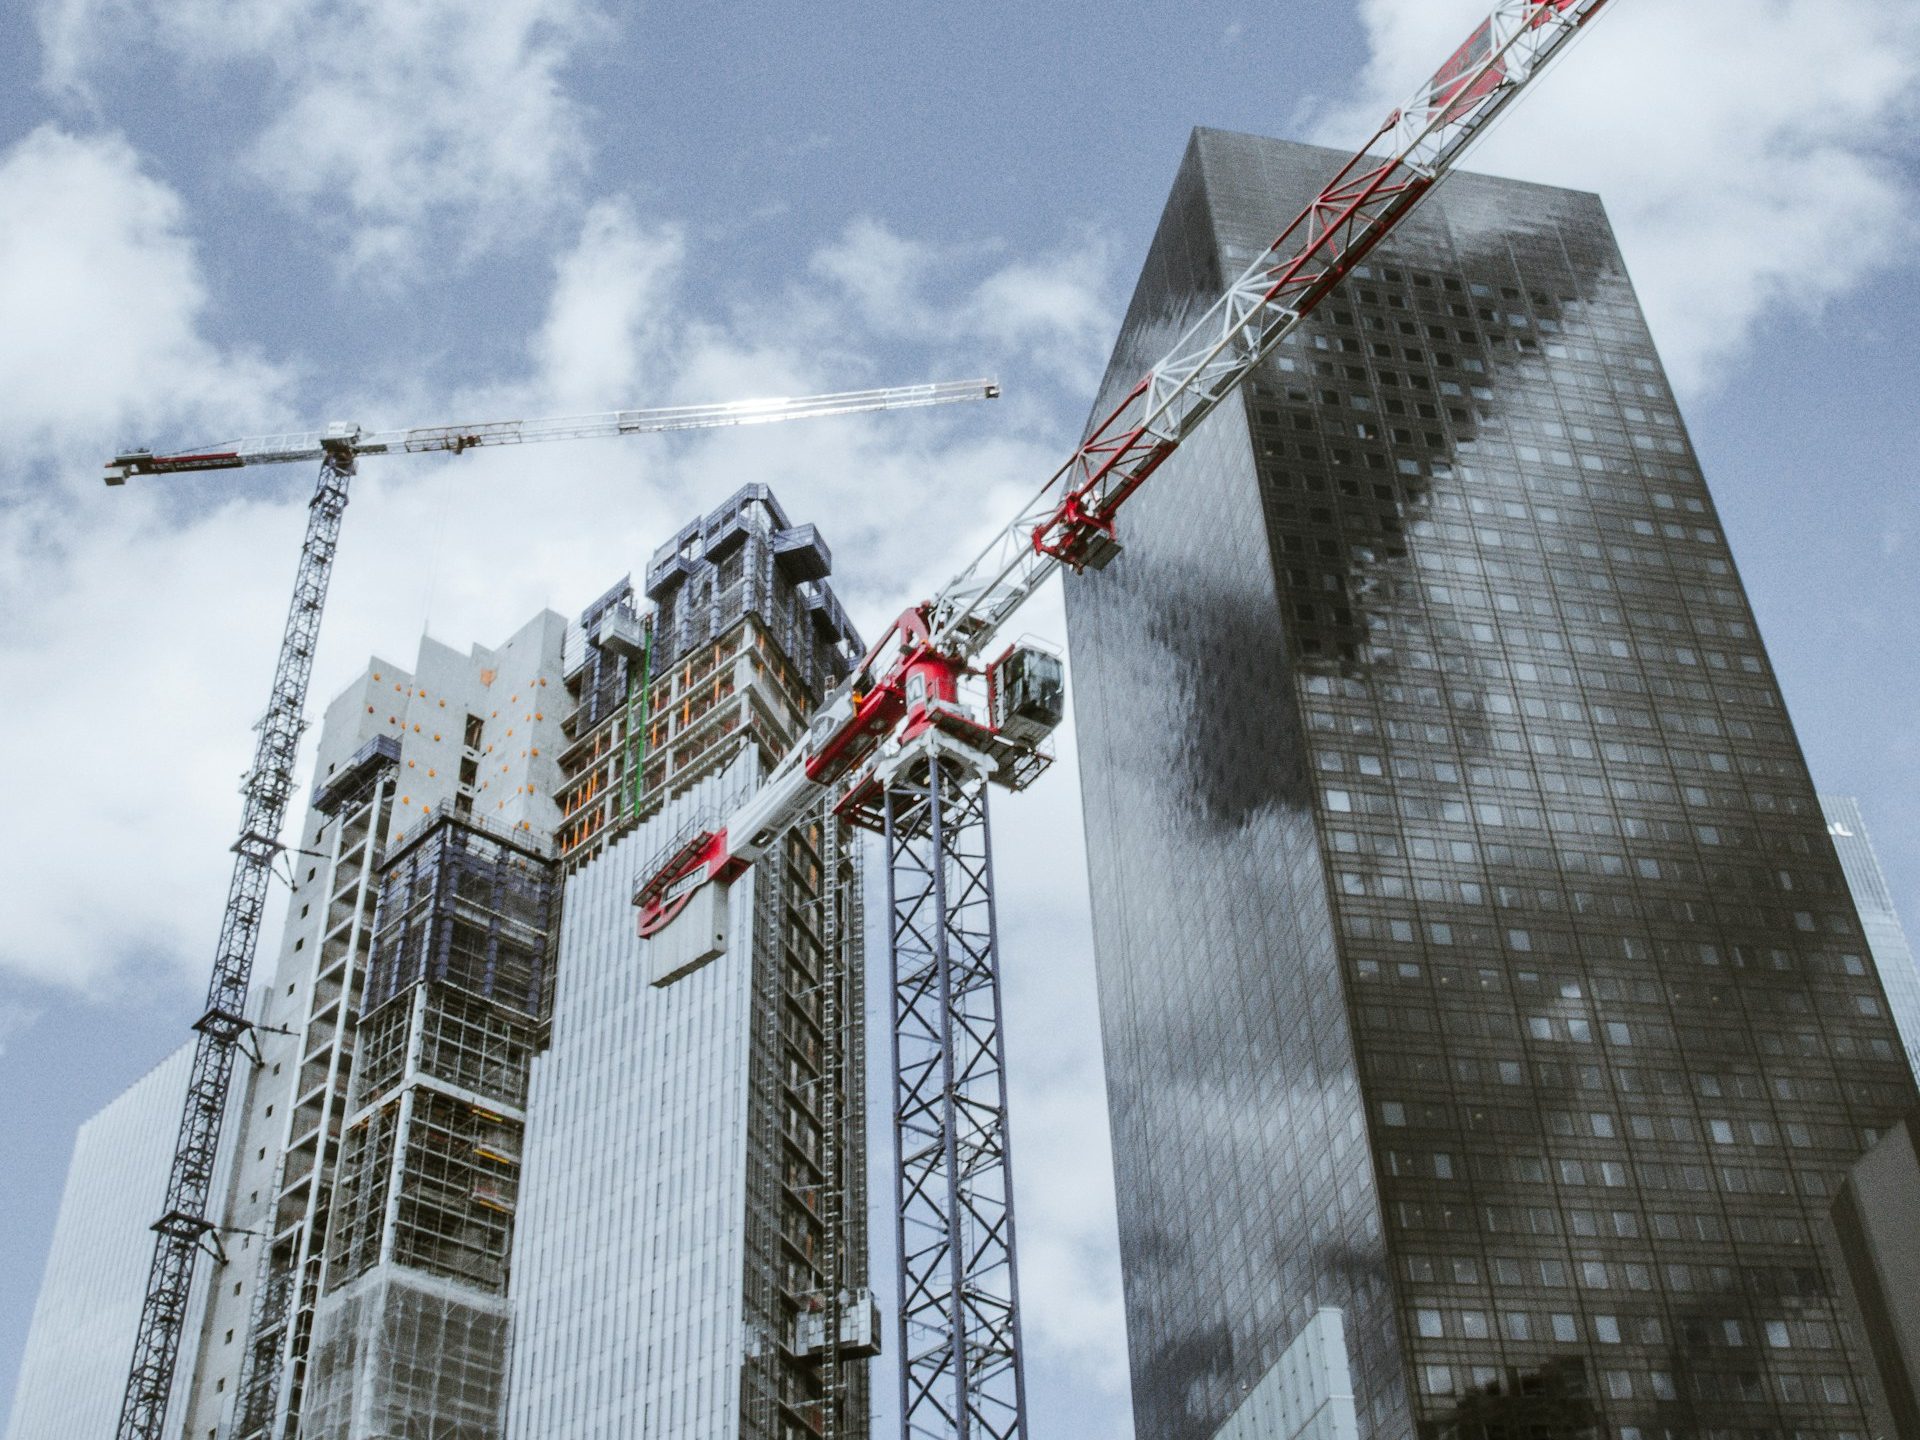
left=103, top=379, right=998, bottom=1440
left=631, top=5, right=1615, bottom=1437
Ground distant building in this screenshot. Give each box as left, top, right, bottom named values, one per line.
left=14, top=485, right=872, bottom=1440
left=1065, top=128, right=1918, bottom=1440
left=1827, top=1108, right=1920, bottom=1439
left=1823, top=796, right=1920, bottom=1080
left=5, top=1045, right=225, bottom=1440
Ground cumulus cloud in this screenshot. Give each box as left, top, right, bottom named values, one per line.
left=1317, top=0, right=1920, bottom=392
left=0, top=125, right=293, bottom=994
left=529, top=203, right=684, bottom=414
left=0, top=126, right=290, bottom=460
left=810, top=218, right=1115, bottom=401
left=37, top=0, right=612, bottom=270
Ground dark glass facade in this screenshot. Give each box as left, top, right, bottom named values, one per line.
left=1065, top=129, right=1918, bottom=1440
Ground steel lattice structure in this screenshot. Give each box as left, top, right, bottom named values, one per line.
left=883, top=742, right=1027, bottom=1440
left=117, top=446, right=355, bottom=1439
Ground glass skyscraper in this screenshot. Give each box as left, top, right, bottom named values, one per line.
left=4, top=1044, right=224, bottom=1440
left=1064, top=129, right=1918, bottom=1440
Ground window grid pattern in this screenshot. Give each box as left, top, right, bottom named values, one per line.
left=1066, top=129, right=1916, bottom=1440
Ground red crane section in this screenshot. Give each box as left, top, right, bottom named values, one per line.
left=636, top=0, right=1615, bottom=959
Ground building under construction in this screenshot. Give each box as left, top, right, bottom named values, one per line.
left=10, top=485, right=872, bottom=1440
left=509, top=487, right=873, bottom=1439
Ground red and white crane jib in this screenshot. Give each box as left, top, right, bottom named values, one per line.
left=633, top=0, right=1611, bottom=978
left=925, top=0, right=1609, bottom=661
left=102, top=380, right=1000, bottom=482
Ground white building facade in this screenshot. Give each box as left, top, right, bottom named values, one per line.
left=6, top=1045, right=225, bottom=1440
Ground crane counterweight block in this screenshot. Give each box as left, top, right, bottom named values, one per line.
left=634, top=827, right=740, bottom=936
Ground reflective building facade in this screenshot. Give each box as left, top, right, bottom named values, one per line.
left=1065, top=130, right=1918, bottom=1440
left=1821, top=796, right=1920, bottom=1082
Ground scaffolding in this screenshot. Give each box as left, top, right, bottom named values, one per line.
left=557, top=490, right=863, bottom=878
left=363, top=817, right=556, bottom=1020
left=300, top=1268, right=512, bottom=1440
left=805, top=811, right=873, bottom=1440
left=736, top=805, right=875, bottom=1440
left=302, top=812, right=558, bottom=1440
left=554, top=579, right=646, bottom=867
left=233, top=743, right=398, bottom=1440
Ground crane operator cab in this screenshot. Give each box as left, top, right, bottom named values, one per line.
left=987, top=644, right=1066, bottom=750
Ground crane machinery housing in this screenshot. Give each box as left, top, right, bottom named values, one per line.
left=103, top=380, right=997, bottom=1440
left=631, top=5, right=1614, bottom=1438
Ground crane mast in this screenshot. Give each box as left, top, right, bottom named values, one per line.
left=632, top=5, right=1612, bottom=1437
left=107, top=379, right=996, bottom=1440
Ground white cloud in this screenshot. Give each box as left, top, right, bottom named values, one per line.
left=529, top=203, right=684, bottom=413
left=809, top=219, right=938, bottom=337
left=1317, top=0, right=1920, bottom=392
left=962, top=240, right=1118, bottom=399
left=37, top=0, right=612, bottom=270
left=810, top=219, right=1115, bottom=402
left=0, top=126, right=292, bottom=996
left=0, top=126, right=289, bottom=461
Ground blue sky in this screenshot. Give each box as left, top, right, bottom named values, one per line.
left=2, top=1, right=1917, bottom=1435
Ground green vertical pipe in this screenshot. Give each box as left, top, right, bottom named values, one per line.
left=624, top=627, right=651, bottom=819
